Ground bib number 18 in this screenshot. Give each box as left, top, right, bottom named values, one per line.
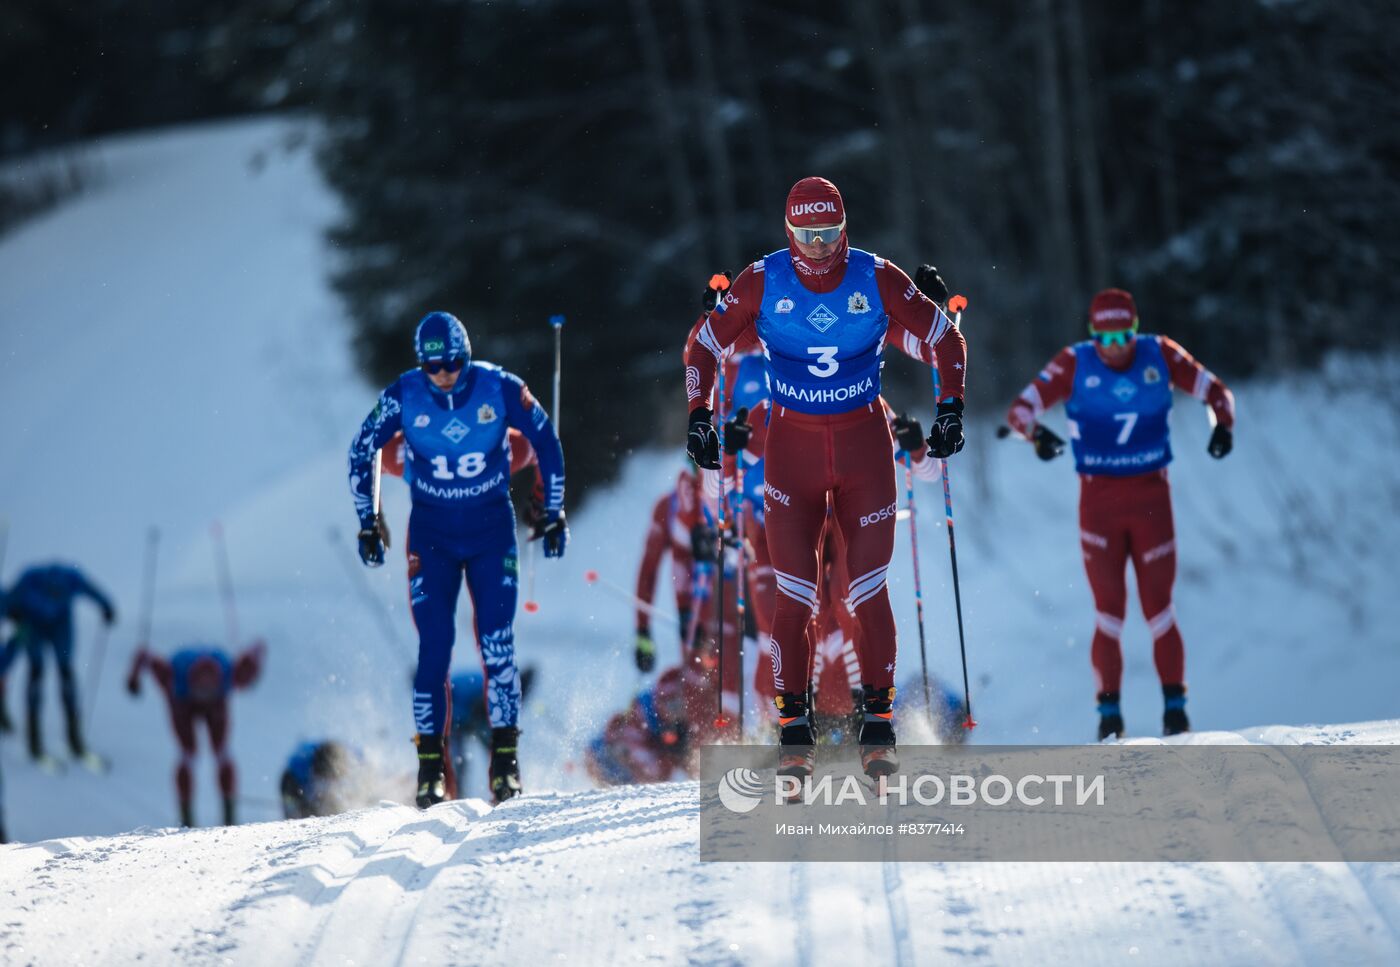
left=431, top=452, right=486, bottom=480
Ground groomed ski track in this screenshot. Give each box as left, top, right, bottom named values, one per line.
left=6, top=724, right=1400, bottom=966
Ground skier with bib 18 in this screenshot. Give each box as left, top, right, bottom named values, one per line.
left=1004, top=288, right=1234, bottom=739
left=348, top=312, right=567, bottom=806
left=685, top=177, right=968, bottom=782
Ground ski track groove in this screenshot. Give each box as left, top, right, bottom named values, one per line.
left=881, top=858, right=913, bottom=967
left=789, top=861, right=813, bottom=967
left=290, top=814, right=421, bottom=966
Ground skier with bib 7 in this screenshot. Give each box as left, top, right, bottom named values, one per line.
left=1004, top=288, right=1234, bottom=739
left=684, top=177, right=968, bottom=782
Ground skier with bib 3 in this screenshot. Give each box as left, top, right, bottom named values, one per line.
left=1005, top=288, right=1234, bottom=739
left=684, top=177, right=968, bottom=782
left=348, top=311, right=567, bottom=806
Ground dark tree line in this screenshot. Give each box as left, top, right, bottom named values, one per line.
left=8, top=0, right=1400, bottom=499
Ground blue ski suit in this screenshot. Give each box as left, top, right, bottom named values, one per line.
left=348, top=363, right=565, bottom=737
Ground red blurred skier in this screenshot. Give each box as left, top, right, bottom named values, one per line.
left=685, top=177, right=967, bottom=780
left=1005, top=288, right=1234, bottom=739
left=127, top=640, right=266, bottom=826
left=585, top=666, right=693, bottom=786
left=632, top=465, right=703, bottom=672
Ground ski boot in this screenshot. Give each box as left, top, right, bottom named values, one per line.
left=64, top=708, right=107, bottom=773
left=1097, top=691, right=1124, bottom=741
left=489, top=727, right=522, bottom=804
left=774, top=692, right=815, bottom=790
left=223, top=797, right=237, bottom=827
left=1162, top=684, right=1190, bottom=736
left=26, top=706, right=62, bottom=772
left=858, top=685, right=898, bottom=781
left=415, top=733, right=448, bottom=809
left=179, top=800, right=195, bottom=828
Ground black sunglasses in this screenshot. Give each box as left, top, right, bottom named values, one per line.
left=422, top=357, right=466, bottom=375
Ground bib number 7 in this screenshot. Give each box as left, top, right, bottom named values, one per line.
left=1112, top=412, right=1138, bottom=445
left=806, top=346, right=839, bottom=378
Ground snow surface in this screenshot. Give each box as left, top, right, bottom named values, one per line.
left=3, top=722, right=1400, bottom=965
left=2, top=118, right=1399, bottom=965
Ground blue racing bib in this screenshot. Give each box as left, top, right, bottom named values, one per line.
left=1066, top=336, right=1174, bottom=475
left=754, top=248, right=888, bottom=414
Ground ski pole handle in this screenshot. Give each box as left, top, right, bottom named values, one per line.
left=549, top=314, right=565, bottom=428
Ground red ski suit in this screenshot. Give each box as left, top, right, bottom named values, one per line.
left=687, top=256, right=965, bottom=698
left=126, top=642, right=265, bottom=817
left=634, top=469, right=702, bottom=639
left=1007, top=336, right=1234, bottom=696
left=732, top=397, right=942, bottom=712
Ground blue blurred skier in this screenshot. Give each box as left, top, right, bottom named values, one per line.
left=280, top=740, right=365, bottom=819
left=348, top=311, right=567, bottom=807
left=0, top=563, right=115, bottom=770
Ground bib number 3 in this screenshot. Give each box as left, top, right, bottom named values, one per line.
left=431, top=452, right=487, bottom=480
left=806, top=346, right=839, bottom=378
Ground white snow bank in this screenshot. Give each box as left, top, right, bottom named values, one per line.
left=4, top=721, right=1400, bottom=966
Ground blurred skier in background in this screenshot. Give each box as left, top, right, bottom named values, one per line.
left=1005, top=288, right=1235, bottom=739
left=687, top=177, right=968, bottom=784
left=632, top=464, right=701, bottom=672
left=348, top=311, right=567, bottom=807
left=0, top=563, right=115, bottom=770
left=586, top=665, right=692, bottom=786
left=280, top=740, right=364, bottom=819
left=127, top=640, right=265, bottom=826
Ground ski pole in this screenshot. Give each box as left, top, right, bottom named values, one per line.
left=930, top=294, right=977, bottom=731
left=714, top=358, right=728, bottom=728
left=582, top=569, right=680, bottom=626
left=103, top=527, right=159, bottom=729
left=83, top=622, right=110, bottom=731
left=901, top=451, right=933, bottom=716
left=137, top=527, right=160, bottom=644
left=524, top=314, right=566, bottom=614
left=327, top=527, right=409, bottom=663
left=685, top=556, right=713, bottom=652
left=733, top=459, right=747, bottom=737
left=210, top=521, right=241, bottom=648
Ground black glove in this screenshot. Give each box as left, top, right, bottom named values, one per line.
left=925, top=398, right=965, bottom=458
left=100, top=603, right=116, bottom=627
left=723, top=407, right=752, bottom=456
left=1032, top=425, right=1066, bottom=461
left=701, top=272, right=732, bottom=312
left=892, top=413, right=925, bottom=453
left=687, top=407, right=721, bottom=470
left=635, top=632, right=656, bottom=672
left=534, top=509, right=569, bottom=558
left=690, top=522, right=718, bottom=561
left=913, top=264, right=949, bottom=308
left=1207, top=425, right=1232, bottom=459
left=357, top=514, right=390, bottom=567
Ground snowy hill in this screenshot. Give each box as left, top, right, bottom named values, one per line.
left=5, top=721, right=1400, bottom=966
left=2, top=117, right=1399, bottom=839
left=2, top=117, right=1400, bottom=965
